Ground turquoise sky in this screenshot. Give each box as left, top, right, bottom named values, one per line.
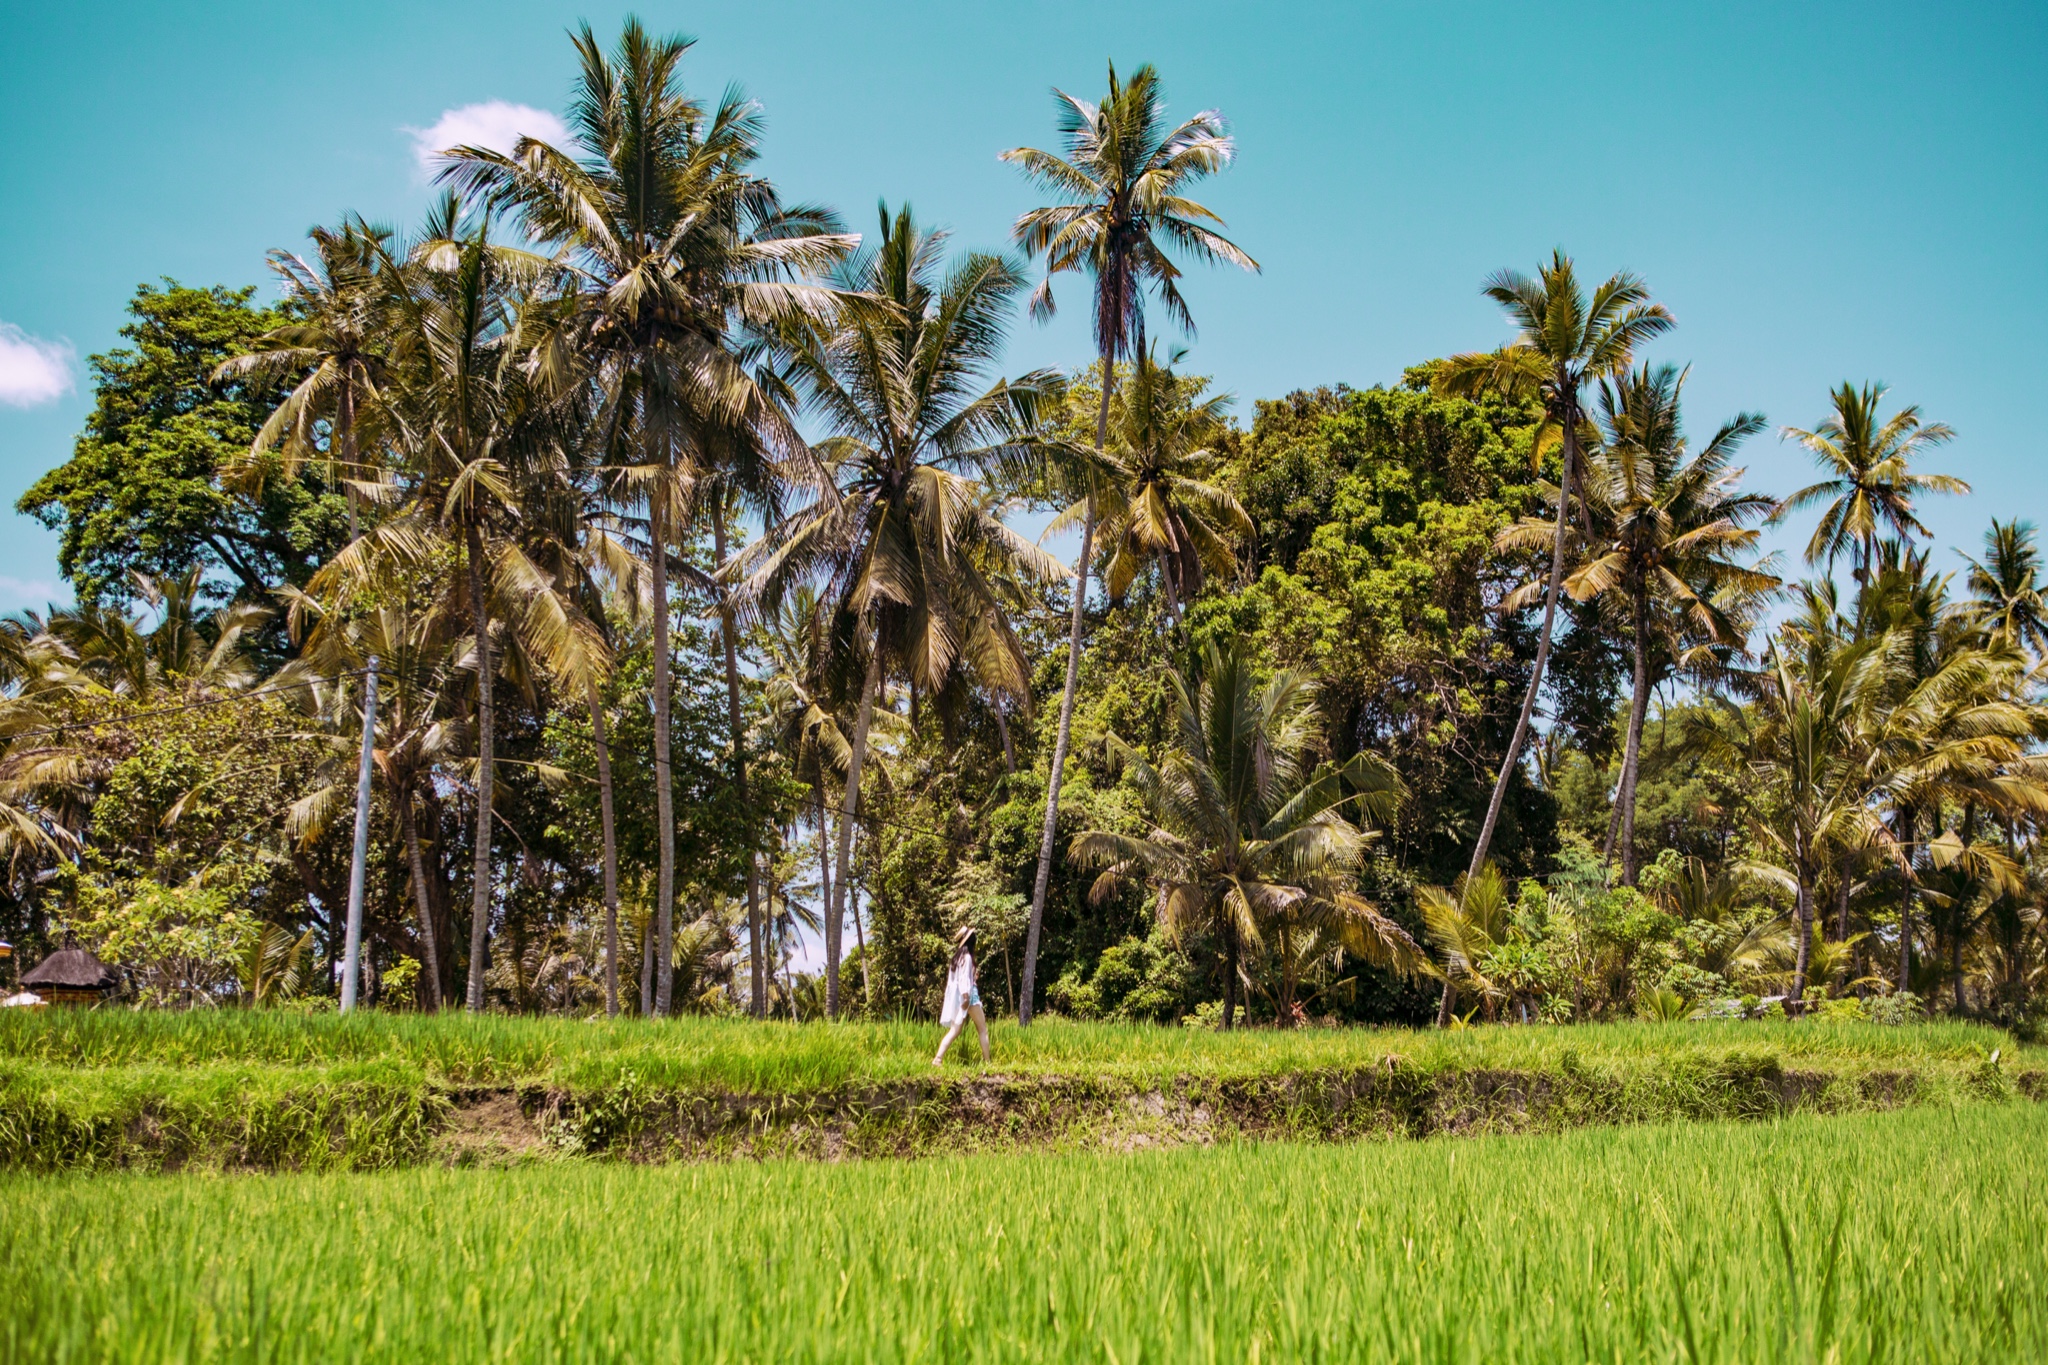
left=1, top=1, right=2042, bottom=610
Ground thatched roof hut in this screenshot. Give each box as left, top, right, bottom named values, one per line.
left=22, top=948, right=117, bottom=1004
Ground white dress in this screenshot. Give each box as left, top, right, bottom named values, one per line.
left=940, top=953, right=977, bottom=1026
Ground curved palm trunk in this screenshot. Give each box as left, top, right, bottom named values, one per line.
left=713, top=513, right=767, bottom=1019
left=650, top=499, right=677, bottom=1016
left=1020, top=372, right=1113, bottom=1025
left=587, top=677, right=621, bottom=1018
left=463, top=520, right=496, bottom=1012
left=399, top=788, right=442, bottom=1013
left=1467, top=432, right=1578, bottom=888
left=1616, top=593, right=1653, bottom=886
left=827, top=645, right=884, bottom=1018
left=1436, top=978, right=1457, bottom=1028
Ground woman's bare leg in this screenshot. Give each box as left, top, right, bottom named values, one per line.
left=970, top=1003, right=990, bottom=1062
left=934, top=1020, right=965, bottom=1065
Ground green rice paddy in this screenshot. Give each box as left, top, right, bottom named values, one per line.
left=4, top=1102, right=2043, bottom=1363
left=1, top=1008, right=2024, bottom=1089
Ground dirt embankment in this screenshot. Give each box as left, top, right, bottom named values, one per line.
left=6, top=1051, right=2036, bottom=1173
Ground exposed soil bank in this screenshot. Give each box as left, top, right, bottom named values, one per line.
left=4, top=1049, right=2038, bottom=1172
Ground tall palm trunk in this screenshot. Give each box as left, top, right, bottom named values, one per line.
left=1221, top=922, right=1240, bottom=1031
left=650, top=498, right=677, bottom=1015
left=421, top=787, right=457, bottom=1004
left=713, top=513, right=766, bottom=1018
left=1952, top=805, right=1979, bottom=1015
left=1467, top=426, right=1578, bottom=887
left=995, top=702, right=1016, bottom=775
left=1020, top=370, right=1111, bottom=1025
left=587, top=677, right=621, bottom=1018
left=1616, top=591, right=1653, bottom=886
left=1895, top=804, right=1917, bottom=994
left=337, top=374, right=359, bottom=542
left=827, top=644, right=884, bottom=1017
left=1790, top=838, right=1817, bottom=1010
left=814, top=782, right=834, bottom=1013
left=463, top=520, right=496, bottom=1012
left=639, top=915, right=654, bottom=1015
left=399, top=788, right=442, bottom=1012
left=851, top=878, right=871, bottom=1007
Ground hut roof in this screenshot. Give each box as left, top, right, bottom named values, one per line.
left=21, top=948, right=116, bottom=990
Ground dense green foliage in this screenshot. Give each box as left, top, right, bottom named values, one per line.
left=2, top=22, right=2041, bottom=1048
left=16, top=282, right=345, bottom=612
left=6, top=1104, right=2044, bottom=1361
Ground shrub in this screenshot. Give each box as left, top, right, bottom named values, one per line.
left=1865, top=992, right=1925, bottom=1026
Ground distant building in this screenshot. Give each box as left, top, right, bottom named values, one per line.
left=21, top=948, right=118, bottom=1006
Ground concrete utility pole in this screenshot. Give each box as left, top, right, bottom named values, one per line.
left=340, top=658, right=380, bottom=1013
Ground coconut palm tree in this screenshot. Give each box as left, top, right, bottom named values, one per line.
left=443, top=21, right=853, bottom=1016
left=281, top=590, right=466, bottom=1010
left=1419, top=863, right=1509, bottom=1025
left=1775, top=382, right=1967, bottom=586
left=213, top=219, right=394, bottom=539
left=320, top=196, right=555, bottom=1012
left=1047, top=347, right=1250, bottom=623
left=1852, top=550, right=2048, bottom=995
left=1434, top=253, right=1673, bottom=889
left=1003, top=63, right=1258, bottom=1024
left=736, top=203, right=1066, bottom=1015
left=759, top=585, right=910, bottom=1012
left=1069, top=639, right=1425, bottom=1028
left=1705, top=564, right=2048, bottom=1007
left=1510, top=363, right=1776, bottom=883
left=48, top=568, right=267, bottom=701
left=1964, top=519, right=2048, bottom=659
left=488, top=420, right=633, bottom=1016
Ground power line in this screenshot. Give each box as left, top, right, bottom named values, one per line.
left=0, top=669, right=373, bottom=745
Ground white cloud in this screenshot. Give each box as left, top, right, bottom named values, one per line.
left=0, top=575, right=66, bottom=610
left=406, top=101, right=569, bottom=173
left=0, top=322, right=75, bottom=408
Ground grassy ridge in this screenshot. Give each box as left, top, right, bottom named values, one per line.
left=4, top=1104, right=2043, bottom=1363
left=0, top=1012, right=2034, bottom=1172
left=1, top=1009, right=2029, bottom=1087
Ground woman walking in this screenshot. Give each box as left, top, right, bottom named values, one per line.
left=934, top=926, right=991, bottom=1066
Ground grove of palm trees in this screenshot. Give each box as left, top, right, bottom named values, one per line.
left=3, top=21, right=2044, bottom=1041
left=5, top=15, right=2048, bottom=1364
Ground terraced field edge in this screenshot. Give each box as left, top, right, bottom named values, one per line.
left=3, top=1047, right=2039, bottom=1172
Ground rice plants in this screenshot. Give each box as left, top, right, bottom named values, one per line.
left=3, top=1103, right=2042, bottom=1363
left=0, top=1009, right=2027, bottom=1089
